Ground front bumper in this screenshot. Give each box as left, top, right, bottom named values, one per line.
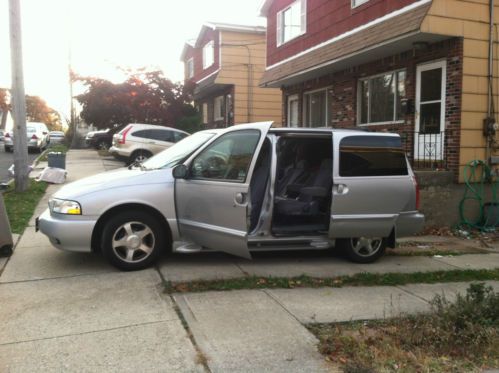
left=37, top=208, right=97, bottom=253
left=396, top=211, right=425, bottom=237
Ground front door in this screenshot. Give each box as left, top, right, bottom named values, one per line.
left=414, top=61, right=446, bottom=164
left=287, top=95, right=299, bottom=127
left=174, top=122, right=272, bottom=259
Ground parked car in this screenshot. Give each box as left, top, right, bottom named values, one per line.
left=49, top=131, right=66, bottom=145
left=85, top=126, right=123, bottom=150
left=4, top=122, right=50, bottom=152
left=109, top=123, right=189, bottom=164
left=37, top=122, right=424, bottom=271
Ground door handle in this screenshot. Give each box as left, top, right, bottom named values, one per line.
left=234, top=192, right=247, bottom=205
left=334, top=184, right=348, bottom=195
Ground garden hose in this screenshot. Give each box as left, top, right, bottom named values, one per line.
left=458, top=160, right=498, bottom=231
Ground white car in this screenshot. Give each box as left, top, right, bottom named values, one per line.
left=49, top=131, right=66, bottom=145
left=4, top=122, right=50, bottom=153
left=109, top=123, right=189, bottom=164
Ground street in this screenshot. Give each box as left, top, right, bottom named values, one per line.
left=0, top=143, right=39, bottom=183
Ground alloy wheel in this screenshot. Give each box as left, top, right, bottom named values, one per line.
left=350, top=237, right=383, bottom=257
left=111, top=221, right=155, bottom=263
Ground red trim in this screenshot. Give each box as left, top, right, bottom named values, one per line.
left=119, top=125, right=132, bottom=145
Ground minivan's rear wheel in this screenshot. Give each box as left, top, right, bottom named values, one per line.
left=101, top=211, right=164, bottom=270
left=129, top=150, right=152, bottom=165
left=338, top=237, right=386, bottom=263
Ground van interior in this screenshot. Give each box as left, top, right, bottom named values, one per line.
left=249, top=135, right=333, bottom=236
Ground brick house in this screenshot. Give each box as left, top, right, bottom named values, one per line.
left=259, top=0, right=499, bottom=185
left=181, top=22, right=282, bottom=128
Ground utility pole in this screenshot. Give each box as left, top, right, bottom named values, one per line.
left=9, top=0, right=29, bottom=192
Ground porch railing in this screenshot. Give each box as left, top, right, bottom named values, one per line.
left=402, top=131, right=447, bottom=170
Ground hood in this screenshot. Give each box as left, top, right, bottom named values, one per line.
left=54, top=167, right=173, bottom=200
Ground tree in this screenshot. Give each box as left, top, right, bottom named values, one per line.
left=74, top=69, right=201, bottom=132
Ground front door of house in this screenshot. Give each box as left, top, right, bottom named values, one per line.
left=288, top=95, right=299, bottom=127
left=414, top=60, right=446, bottom=165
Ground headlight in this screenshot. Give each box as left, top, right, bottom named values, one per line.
left=49, top=198, right=82, bottom=215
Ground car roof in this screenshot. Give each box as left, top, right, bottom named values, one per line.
left=128, top=123, right=189, bottom=134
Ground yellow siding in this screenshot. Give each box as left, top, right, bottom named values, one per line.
left=215, top=30, right=282, bottom=126
left=422, top=0, right=499, bottom=180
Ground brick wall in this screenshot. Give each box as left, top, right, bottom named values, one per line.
left=282, top=37, right=464, bottom=180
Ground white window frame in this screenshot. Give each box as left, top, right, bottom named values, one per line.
left=214, top=96, right=224, bottom=121
left=351, top=0, right=369, bottom=8
left=357, top=69, right=406, bottom=126
left=302, top=87, right=331, bottom=128
left=202, top=103, right=208, bottom=124
left=277, top=0, right=306, bottom=47
left=186, top=58, right=194, bottom=79
left=203, top=41, right=214, bottom=69
left=287, top=94, right=300, bottom=127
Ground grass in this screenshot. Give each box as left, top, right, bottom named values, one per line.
left=164, top=268, right=499, bottom=294
left=38, top=144, right=68, bottom=162
left=308, top=283, right=499, bottom=372
left=3, top=179, right=48, bottom=234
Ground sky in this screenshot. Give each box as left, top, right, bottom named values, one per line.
left=0, top=0, right=266, bottom=118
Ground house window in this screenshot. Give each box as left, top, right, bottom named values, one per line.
left=277, top=0, right=306, bottom=46
left=214, top=96, right=225, bottom=121
left=186, top=58, right=194, bottom=79
left=351, top=0, right=369, bottom=8
left=303, top=88, right=331, bottom=127
left=358, top=70, right=406, bottom=125
left=202, top=103, right=208, bottom=124
left=203, top=41, right=214, bottom=69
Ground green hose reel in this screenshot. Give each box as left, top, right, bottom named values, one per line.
left=459, top=160, right=498, bottom=231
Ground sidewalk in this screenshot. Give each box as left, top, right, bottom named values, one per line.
left=1, top=149, right=498, bottom=372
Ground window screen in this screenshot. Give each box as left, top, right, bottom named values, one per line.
left=339, top=136, right=408, bottom=177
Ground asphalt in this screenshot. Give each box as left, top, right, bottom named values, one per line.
left=1, top=149, right=498, bottom=372
left=0, top=143, right=39, bottom=183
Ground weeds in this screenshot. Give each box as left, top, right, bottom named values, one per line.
left=309, top=283, right=499, bottom=372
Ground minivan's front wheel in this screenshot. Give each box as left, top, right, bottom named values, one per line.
left=338, top=237, right=386, bottom=263
left=101, top=211, right=164, bottom=270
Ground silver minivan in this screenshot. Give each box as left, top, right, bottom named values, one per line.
left=38, top=122, right=424, bottom=270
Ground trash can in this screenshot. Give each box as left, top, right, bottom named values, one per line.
left=47, top=152, right=66, bottom=169
left=0, top=183, right=13, bottom=257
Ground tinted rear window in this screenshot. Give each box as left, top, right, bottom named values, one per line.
left=339, top=135, right=408, bottom=177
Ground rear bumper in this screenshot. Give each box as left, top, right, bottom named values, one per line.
left=396, top=211, right=425, bottom=237
left=38, top=209, right=96, bottom=253
left=108, top=146, right=130, bottom=161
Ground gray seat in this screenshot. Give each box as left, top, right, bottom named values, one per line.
left=275, top=159, right=332, bottom=216
left=276, top=160, right=309, bottom=197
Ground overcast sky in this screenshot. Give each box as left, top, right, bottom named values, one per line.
left=0, top=0, right=266, bottom=117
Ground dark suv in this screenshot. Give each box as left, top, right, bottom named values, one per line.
left=85, top=126, right=124, bottom=150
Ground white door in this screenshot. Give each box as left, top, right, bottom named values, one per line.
left=415, top=61, right=446, bottom=163
left=287, top=95, right=299, bottom=127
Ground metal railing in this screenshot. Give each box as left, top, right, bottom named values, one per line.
left=402, top=131, right=447, bottom=170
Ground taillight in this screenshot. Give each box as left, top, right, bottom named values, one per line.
left=412, top=175, right=420, bottom=210
left=118, top=126, right=132, bottom=144
left=31, top=134, right=38, bottom=140
left=4, top=133, right=10, bottom=138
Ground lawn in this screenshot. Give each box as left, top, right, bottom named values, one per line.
left=3, top=179, right=48, bottom=234
left=309, top=283, right=499, bottom=372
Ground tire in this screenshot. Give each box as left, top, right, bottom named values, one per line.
left=337, top=237, right=387, bottom=263
left=101, top=211, right=165, bottom=271
left=4, top=146, right=11, bottom=153
left=96, top=140, right=109, bottom=151
left=129, top=150, right=152, bottom=165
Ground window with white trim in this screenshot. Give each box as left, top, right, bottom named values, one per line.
left=351, top=0, right=369, bottom=8
left=303, top=88, right=332, bottom=127
left=214, top=96, right=224, bottom=121
left=358, top=70, right=406, bottom=125
left=277, top=0, right=306, bottom=46
left=202, top=103, right=208, bottom=124
left=203, top=41, right=214, bottom=69
left=186, top=58, right=194, bottom=79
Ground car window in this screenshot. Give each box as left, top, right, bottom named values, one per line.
left=132, top=129, right=152, bottom=139
left=339, top=135, right=408, bottom=177
left=173, top=131, right=188, bottom=143
left=27, top=127, right=36, bottom=133
left=190, top=130, right=260, bottom=182
left=150, top=129, right=174, bottom=142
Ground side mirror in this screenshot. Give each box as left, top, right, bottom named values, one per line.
left=172, top=164, right=188, bottom=179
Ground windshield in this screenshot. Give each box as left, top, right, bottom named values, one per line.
left=142, top=131, right=215, bottom=170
